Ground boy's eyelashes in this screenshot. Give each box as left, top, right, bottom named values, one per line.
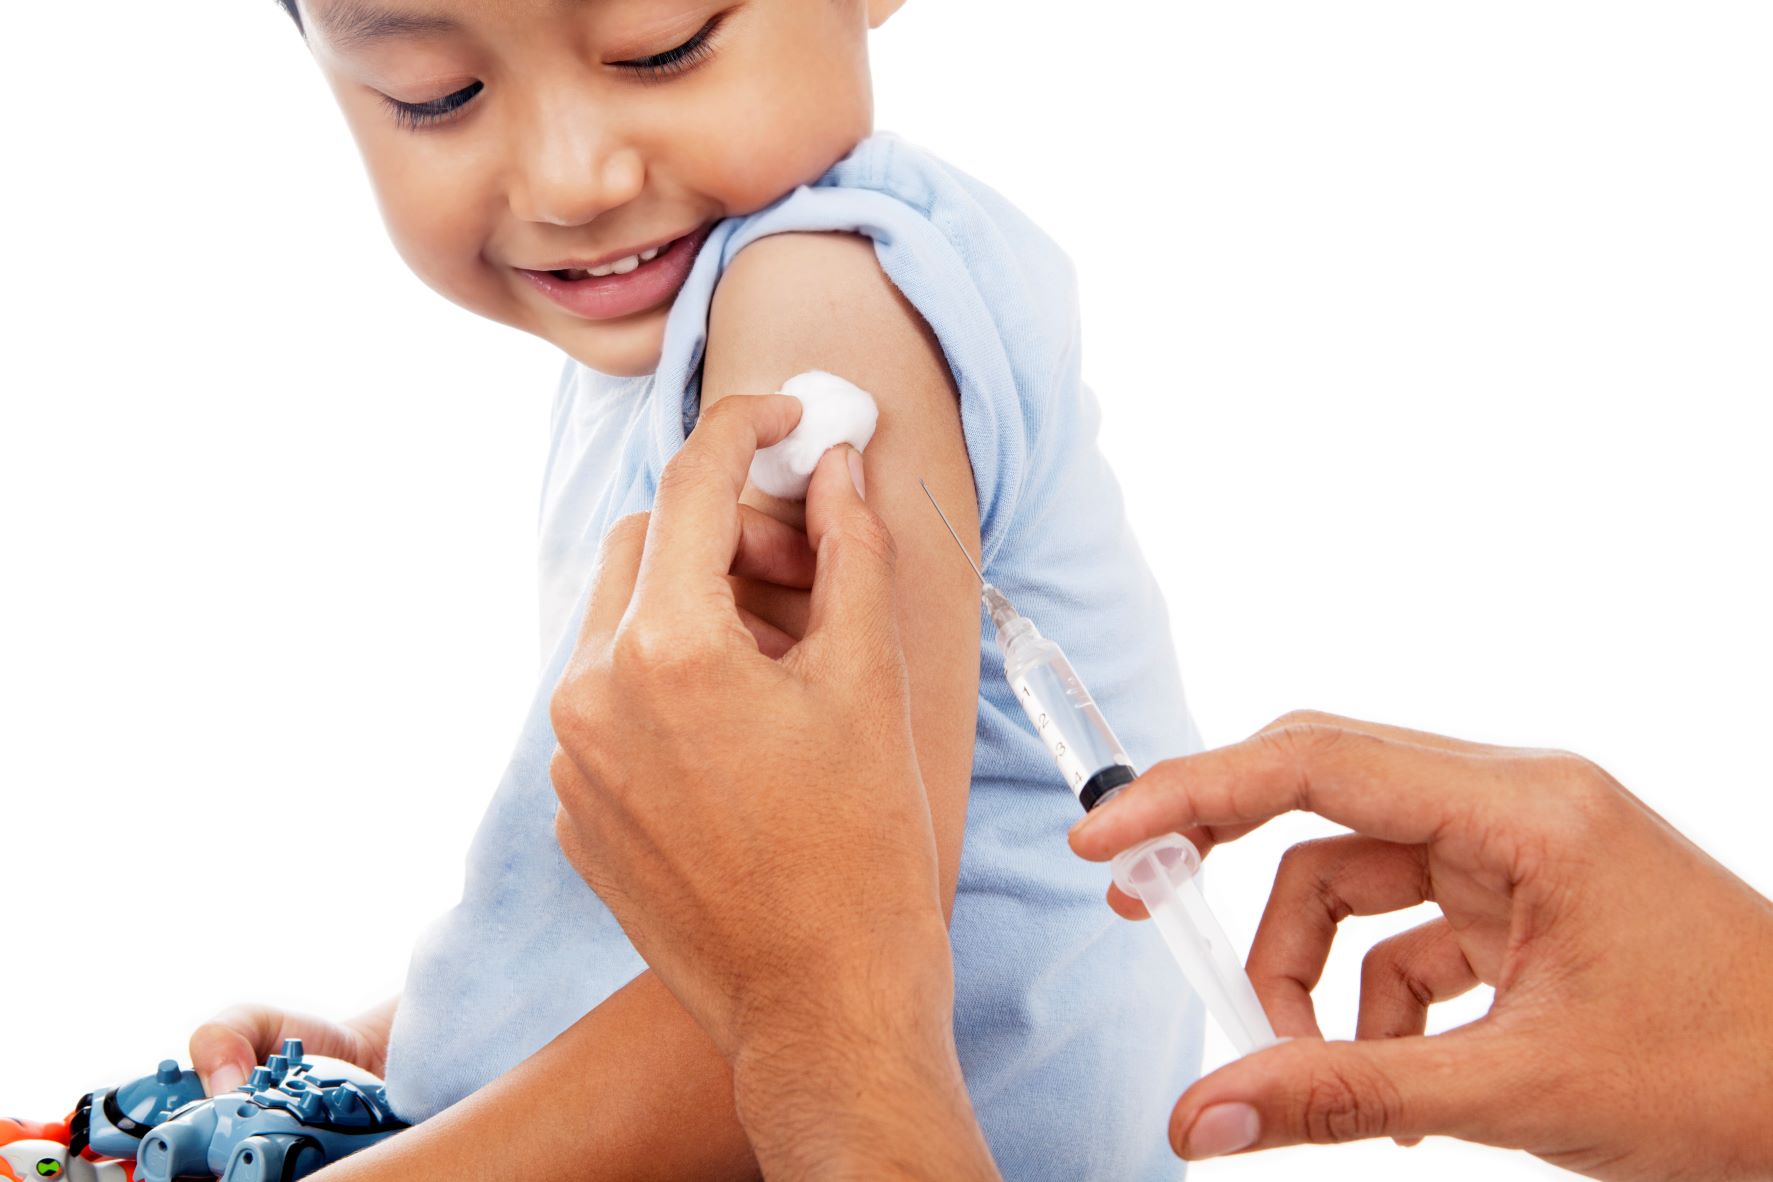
left=381, top=79, right=483, bottom=130
left=375, top=15, right=727, bottom=131
left=611, top=14, right=724, bottom=83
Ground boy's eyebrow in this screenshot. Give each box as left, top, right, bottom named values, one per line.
left=311, top=0, right=460, bottom=48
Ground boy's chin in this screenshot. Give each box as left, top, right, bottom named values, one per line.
left=551, top=308, right=670, bottom=378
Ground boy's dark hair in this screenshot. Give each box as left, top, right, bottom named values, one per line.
left=276, top=0, right=302, bottom=31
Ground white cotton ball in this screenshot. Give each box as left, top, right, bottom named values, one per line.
left=746, top=370, right=880, bottom=500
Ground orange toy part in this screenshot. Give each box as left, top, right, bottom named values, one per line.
left=0, top=1117, right=69, bottom=1180
left=1, top=1114, right=133, bottom=1181
left=0, top=1121, right=68, bottom=1147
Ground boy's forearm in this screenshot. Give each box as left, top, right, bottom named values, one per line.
left=313, top=958, right=994, bottom=1182
left=315, top=971, right=758, bottom=1182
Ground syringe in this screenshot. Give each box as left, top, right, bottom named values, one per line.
left=921, top=481, right=1279, bottom=1056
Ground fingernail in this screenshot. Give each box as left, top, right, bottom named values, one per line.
left=1070, top=797, right=1117, bottom=840
left=1182, top=1103, right=1260, bottom=1159
left=207, top=1064, right=246, bottom=1096
left=846, top=448, right=866, bottom=498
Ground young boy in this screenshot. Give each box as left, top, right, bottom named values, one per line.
left=194, top=0, right=1206, bottom=1176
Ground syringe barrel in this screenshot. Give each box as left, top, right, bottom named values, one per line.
left=997, top=612, right=1136, bottom=811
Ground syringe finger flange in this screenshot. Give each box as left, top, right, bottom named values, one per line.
left=1110, top=833, right=1202, bottom=899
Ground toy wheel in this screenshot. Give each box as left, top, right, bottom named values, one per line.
left=219, top=1134, right=324, bottom=1182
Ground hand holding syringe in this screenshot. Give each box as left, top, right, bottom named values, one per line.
left=920, top=482, right=1278, bottom=1056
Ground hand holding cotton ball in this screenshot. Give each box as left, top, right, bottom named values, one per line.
left=746, top=371, right=879, bottom=500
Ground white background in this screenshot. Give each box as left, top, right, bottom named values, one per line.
left=3, top=2, right=1769, bottom=1178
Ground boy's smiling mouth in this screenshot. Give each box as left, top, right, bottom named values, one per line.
left=514, top=224, right=713, bottom=323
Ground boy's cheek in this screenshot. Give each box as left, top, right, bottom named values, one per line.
left=373, top=180, right=491, bottom=298
left=375, top=179, right=588, bottom=355
left=351, top=144, right=670, bottom=371
left=691, top=84, right=873, bottom=217
left=322, top=97, right=505, bottom=321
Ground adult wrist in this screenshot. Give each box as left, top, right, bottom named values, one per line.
left=731, top=1005, right=988, bottom=1182
left=728, top=915, right=996, bottom=1180
left=730, top=910, right=953, bottom=1068
left=725, top=901, right=952, bottom=1047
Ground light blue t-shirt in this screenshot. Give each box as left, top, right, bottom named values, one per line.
left=385, top=133, right=1205, bottom=1180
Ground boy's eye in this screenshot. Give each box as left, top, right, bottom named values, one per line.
left=381, top=80, right=484, bottom=130
left=612, top=15, right=723, bottom=81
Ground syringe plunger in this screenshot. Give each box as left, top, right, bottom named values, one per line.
left=1112, top=835, right=1280, bottom=1056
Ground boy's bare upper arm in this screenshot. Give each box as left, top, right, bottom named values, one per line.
left=701, top=231, right=981, bottom=909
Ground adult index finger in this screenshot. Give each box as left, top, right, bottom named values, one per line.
left=635, top=394, right=802, bottom=606
left=795, top=446, right=903, bottom=682
left=1070, top=722, right=1515, bottom=862
left=1256, top=709, right=1515, bottom=758
left=574, top=512, right=649, bottom=651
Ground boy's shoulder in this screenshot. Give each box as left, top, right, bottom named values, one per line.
left=703, top=229, right=961, bottom=479
left=699, top=132, right=1081, bottom=373
left=643, top=131, right=1093, bottom=558
left=814, top=133, right=1074, bottom=278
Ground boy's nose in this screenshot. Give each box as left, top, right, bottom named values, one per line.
left=509, top=127, right=646, bottom=228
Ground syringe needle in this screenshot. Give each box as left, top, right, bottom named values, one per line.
left=919, top=477, right=986, bottom=585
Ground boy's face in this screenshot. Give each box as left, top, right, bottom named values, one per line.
left=304, top=0, right=890, bottom=375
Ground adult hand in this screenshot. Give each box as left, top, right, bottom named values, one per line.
left=189, top=997, right=397, bottom=1096
left=549, top=395, right=996, bottom=1181
left=1070, top=712, right=1773, bottom=1180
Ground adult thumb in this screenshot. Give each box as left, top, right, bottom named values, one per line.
left=1169, top=1029, right=1517, bottom=1159
left=799, top=446, right=902, bottom=675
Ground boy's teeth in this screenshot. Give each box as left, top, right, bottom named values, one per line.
left=561, top=243, right=669, bottom=280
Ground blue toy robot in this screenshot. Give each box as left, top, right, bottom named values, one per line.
left=71, top=1060, right=208, bottom=1162
left=74, top=1040, right=406, bottom=1182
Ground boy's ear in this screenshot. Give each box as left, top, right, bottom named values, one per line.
left=866, top=0, right=907, bottom=30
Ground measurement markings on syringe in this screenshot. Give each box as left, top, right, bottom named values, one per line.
left=1015, top=676, right=1089, bottom=788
